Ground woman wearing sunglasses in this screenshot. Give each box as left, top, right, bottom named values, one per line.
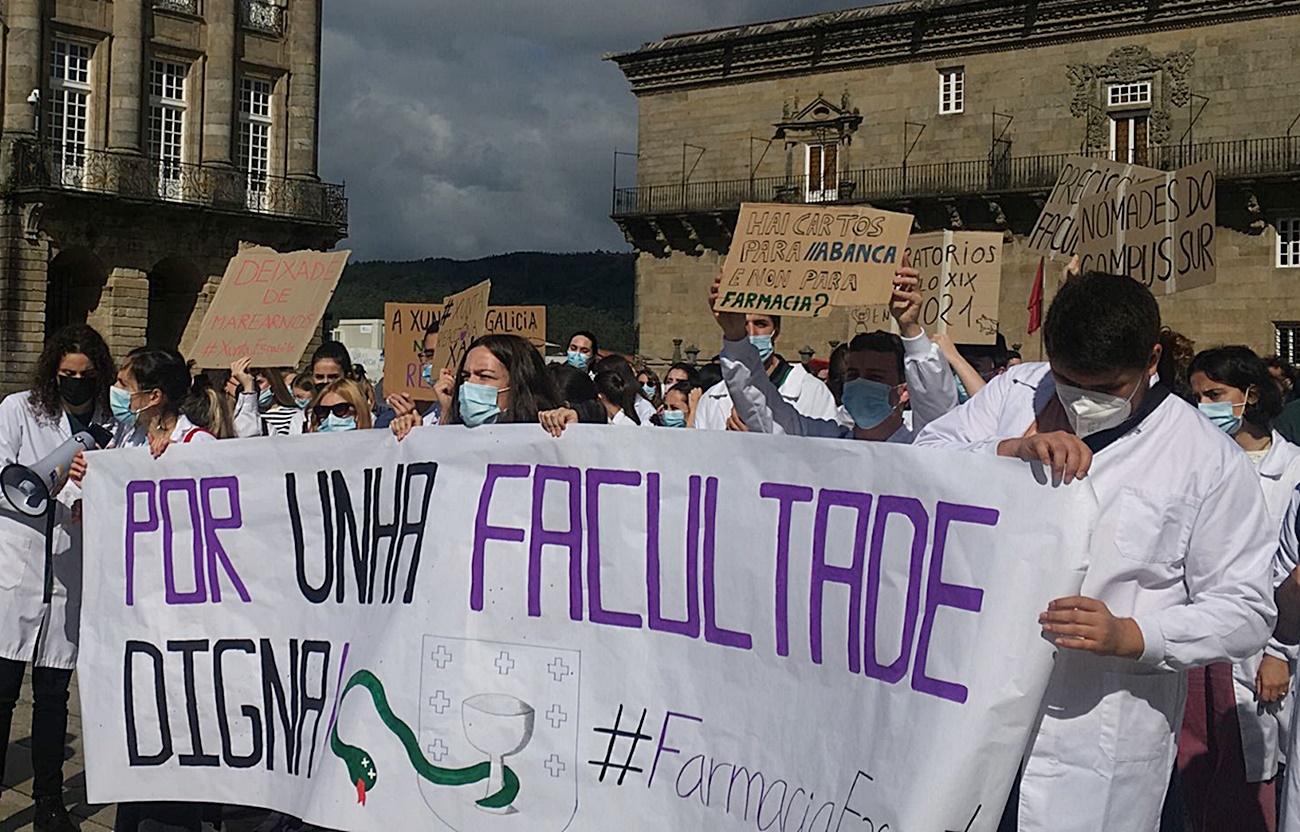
left=308, top=379, right=373, bottom=433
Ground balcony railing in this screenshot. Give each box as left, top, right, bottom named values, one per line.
left=240, top=0, right=285, bottom=36
left=153, top=0, right=199, bottom=14
left=612, top=135, right=1300, bottom=218
left=6, top=140, right=347, bottom=234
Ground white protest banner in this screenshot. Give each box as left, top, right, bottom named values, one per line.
left=80, top=426, right=1092, bottom=832
left=190, top=247, right=352, bottom=368
left=1025, top=156, right=1161, bottom=260
left=716, top=202, right=914, bottom=318
left=1076, top=160, right=1217, bottom=294
left=906, top=231, right=1005, bottom=345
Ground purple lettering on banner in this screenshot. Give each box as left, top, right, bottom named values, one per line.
left=585, top=468, right=644, bottom=629
left=528, top=466, right=584, bottom=620
left=160, top=479, right=206, bottom=605
left=470, top=464, right=530, bottom=611
left=199, top=477, right=251, bottom=604
left=125, top=480, right=159, bottom=606
left=863, top=496, right=929, bottom=684
left=646, top=473, right=700, bottom=637
left=809, top=490, right=872, bottom=671
left=702, top=476, right=752, bottom=649
left=913, top=501, right=997, bottom=704
left=759, top=483, right=814, bottom=657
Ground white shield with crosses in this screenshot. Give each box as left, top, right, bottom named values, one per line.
left=418, top=634, right=580, bottom=831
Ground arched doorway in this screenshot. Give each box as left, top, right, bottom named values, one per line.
left=147, top=257, right=205, bottom=350
left=45, top=248, right=109, bottom=338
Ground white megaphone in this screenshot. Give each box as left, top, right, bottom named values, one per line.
left=1, top=432, right=98, bottom=518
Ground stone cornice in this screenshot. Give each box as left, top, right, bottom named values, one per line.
left=607, top=0, right=1300, bottom=94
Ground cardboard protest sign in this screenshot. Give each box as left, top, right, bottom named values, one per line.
left=81, top=426, right=1093, bottom=831
left=384, top=303, right=547, bottom=399
left=1026, top=156, right=1161, bottom=260
left=190, top=247, right=351, bottom=368
left=715, top=202, right=914, bottom=318
left=906, top=231, right=1005, bottom=344
left=1077, top=160, right=1217, bottom=294
left=429, top=279, right=491, bottom=375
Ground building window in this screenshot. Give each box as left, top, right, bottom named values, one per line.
left=939, top=68, right=964, bottom=115
left=1107, top=81, right=1152, bottom=108
left=153, top=0, right=199, bottom=14
left=48, top=40, right=91, bottom=186
left=1278, top=218, right=1300, bottom=268
left=1277, top=323, right=1300, bottom=366
left=149, top=59, right=188, bottom=200
left=805, top=143, right=839, bottom=203
left=239, top=77, right=273, bottom=211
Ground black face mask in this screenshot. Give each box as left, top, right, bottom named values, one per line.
left=58, top=375, right=97, bottom=408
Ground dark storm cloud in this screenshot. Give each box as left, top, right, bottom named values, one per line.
left=318, top=1, right=876, bottom=260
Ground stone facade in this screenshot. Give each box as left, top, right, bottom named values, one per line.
left=609, top=0, right=1300, bottom=365
left=0, top=0, right=345, bottom=393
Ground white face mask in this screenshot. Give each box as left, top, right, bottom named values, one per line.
left=1054, top=378, right=1141, bottom=438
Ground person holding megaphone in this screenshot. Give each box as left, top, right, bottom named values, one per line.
left=0, top=324, right=116, bottom=832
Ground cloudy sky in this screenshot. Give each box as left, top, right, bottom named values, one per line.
left=317, top=1, right=875, bottom=262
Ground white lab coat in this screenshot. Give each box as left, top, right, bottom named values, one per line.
left=1277, top=483, right=1300, bottom=831
left=0, top=392, right=111, bottom=669
left=117, top=414, right=217, bottom=449
left=1234, top=433, right=1300, bottom=783
left=695, top=356, right=837, bottom=431
left=915, top=363, right=1276, bottom=832
left=634, top=396, right=656, bottom=425
left=233, top=391, right=261, bottom=438
left=718, top=331, right=957, bottom=441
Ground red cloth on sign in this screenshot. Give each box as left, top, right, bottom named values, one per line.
left=1176, top=663, right=1276, bottom=832
left=1027, top=257, right=1045, bottom=335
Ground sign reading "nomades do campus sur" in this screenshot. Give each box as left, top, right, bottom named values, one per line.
left=714, top=203, right=914, bottom=319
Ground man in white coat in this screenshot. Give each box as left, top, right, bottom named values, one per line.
left=914, top=271, right=1276, bottom=832
left=709, top=269, right=956, bottom=442
left=693, top=311, right=838, bottom=431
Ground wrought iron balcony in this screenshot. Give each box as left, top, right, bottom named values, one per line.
left=240, top=0, right=285, bottom=36
left=5, top=139, right=347, bottom=234
left=153, top=0, right=199, bottom=15
left=612, top=135, right=1300, bottom=218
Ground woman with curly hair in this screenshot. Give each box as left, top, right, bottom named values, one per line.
left=0, top=324, right=114, bottom=832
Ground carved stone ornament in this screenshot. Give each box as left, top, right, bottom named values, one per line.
left=774, top=90, right=863, bottom=144
left=20, top=202, right=45, bottom=243
left=1067, top=45, right=1194, bottom=148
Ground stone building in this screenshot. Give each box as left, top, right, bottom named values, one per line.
left=609, top=0, right=1300, bottom=366
left=0, top=0, right=346, bottom=393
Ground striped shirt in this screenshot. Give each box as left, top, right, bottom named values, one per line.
left=260, top=406, right=304, bottom=436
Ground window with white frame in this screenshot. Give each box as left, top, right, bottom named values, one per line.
left=805, top=142, right=839, bottom=202
left=239, top=77, right=273, bottom=211
left=149, top=59, right=188, bottom=200
left=49, top=40, right=92, bottom=185
left=1277, top=322, right=1300, bottom=366
left=1107, top=81, right=1152, bottom=108
left=1278, top=218, right=1300, bottom=268
left=939, top=68, right=964, bottom=115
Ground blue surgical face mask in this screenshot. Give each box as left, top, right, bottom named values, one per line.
left=111, top=385, right=143, bottom=427
left=258, top=387, right=274, bottom=409
left=841, top=378, right=898, bottom=430
left=1199, top=400, right=1244, bottom=436
left=459, top=382, right=503, bottom=427
left=294, top=395, right=312, bottom=410
left=642, top=383, right=656, bottom=400
left=749, top=334, right=775, bottom=363
left=317, top=413, right=357, bottom=433
left=421, top=364, right=434, bottom=386
left=660, top=410, right=687, bottom=428
left=566, top=350, right=590, bottom=371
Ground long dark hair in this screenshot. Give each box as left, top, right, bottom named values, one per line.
left=310, top=341, right=354, bottom=378
left=1188, top=346, right=1283, bottom=430
left=30, top=324, right=115, bottom=423
left=127, top=347, right=234, bottom=438
left=595, top=369, right=641, bottom=425
left=257, top=366, right=296, bottom=408
left=448, top=334, right=560, bottom=425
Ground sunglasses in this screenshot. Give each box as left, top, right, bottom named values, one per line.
left=312, top=402, right=356, bottom=420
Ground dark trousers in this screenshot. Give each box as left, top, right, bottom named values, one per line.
left=112, top=802, right=206, bottom=832
left=0, top=656, right=72, bottom=801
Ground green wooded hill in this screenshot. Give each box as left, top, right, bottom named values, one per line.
left=328, top=251, right=637, bottom=353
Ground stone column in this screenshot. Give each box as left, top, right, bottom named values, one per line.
left=108, top=0, right=145, bottom=152
left=88, top=268, right=150, bottom=361
left=202, top=0, right=237, bottom=166
left=285, top=0, right=321, bottom=179
left=177, top=275, right=223, bottom=356
left=0, top=206, right=51, bottom=394
left=3, top=0, right=43, bottom=135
